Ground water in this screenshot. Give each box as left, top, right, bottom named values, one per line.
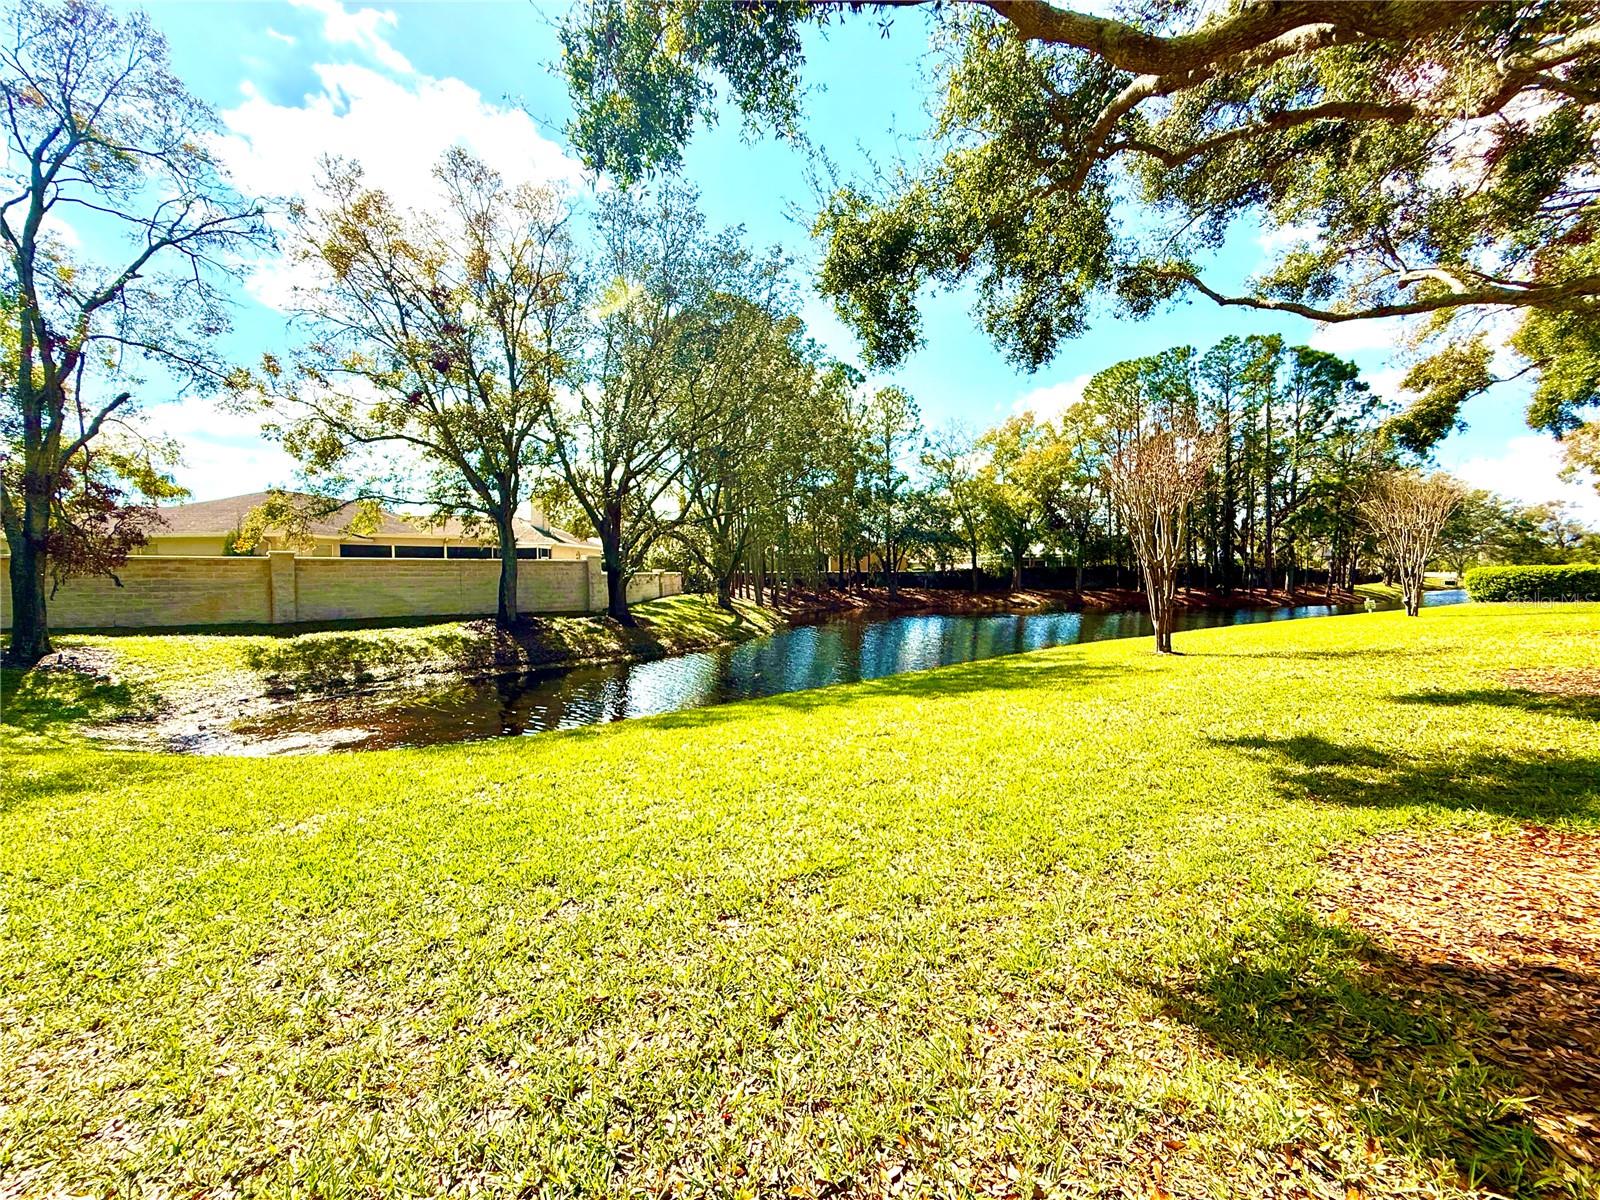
left=230, top=590, right=1468, bottom=752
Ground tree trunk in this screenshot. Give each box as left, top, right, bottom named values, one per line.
left=495, top=512, right=520, bottom=627
left=1143, top=562, right=1175, bottom=654
left=715, top=571, right=734, bottom=610
left=1404, top=569, right=1422, bottom=617
left=605, top=560, right=633, bottom=624
left=3, top=530, right=52, bottom=667
left=1220, top=435, right=1235, bottom=595
left=969, top=545, right=979, bottom=594
left=599, top=518, right=633, bottom=625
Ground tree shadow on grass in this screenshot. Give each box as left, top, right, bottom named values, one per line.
left=241, top=627, right=504, bottom=694
left=241, top=619, right=623, bottom=695
left=1, top=749, right=183, bottom=813
left=1154, top=910, right=1595, bottom=1197
left=1186, top=645, right=1441, bottom=662
left=2, top=680, right=181, bottom=814
left=1, top=666, right=154, bottom=734
left=1209, top=733, right=1600, bottom=823
left=2, top=665, right=193, bottom=813
left=1393, top=687, right=1600, bottom=723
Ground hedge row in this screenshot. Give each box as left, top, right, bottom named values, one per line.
left=1463, top=563, right=1600, bottom=602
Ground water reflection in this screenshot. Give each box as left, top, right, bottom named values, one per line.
left=230, top=590, right=1468, bottom=752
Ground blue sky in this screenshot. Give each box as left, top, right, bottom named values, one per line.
left=102, top=0, right=1597, bottom=519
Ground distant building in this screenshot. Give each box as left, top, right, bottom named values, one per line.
left=136, top=492, right=600, bottom=560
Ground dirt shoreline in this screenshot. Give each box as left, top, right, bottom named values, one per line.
left=764, top=583, right=1378, bottom=621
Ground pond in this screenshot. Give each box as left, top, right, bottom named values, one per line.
left=223, top=589, right=1469, bottom=753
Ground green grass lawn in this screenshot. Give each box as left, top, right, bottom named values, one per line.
left=3, top=605, right=1597, bottom=1198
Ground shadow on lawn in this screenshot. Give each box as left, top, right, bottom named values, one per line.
left=1187, top=645, right=1441, bottom=662
left=240, top=619, right=622, bottom=695
left=1159, top=910, right=1590, bottom=1198
left=241, top=626, right=506, bottom=694
left=1210, top=732, right=1600, bottom=823
left=1, top=666, right=153, bottom=734
left=2, top=666, right=193, bottom=811
left=1, top=750, right=184, bottom=813
left=1393, top=687, right=1600, bottom=723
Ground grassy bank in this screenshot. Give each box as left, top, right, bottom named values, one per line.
left=1353, top=580, right=1456, bottom=604
left=1, top=594, right=782, bottom=733
left=3, top=605, right=1598, bottom=1197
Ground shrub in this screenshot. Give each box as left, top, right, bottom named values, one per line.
left=1463, top=563, right=1600, bottom=602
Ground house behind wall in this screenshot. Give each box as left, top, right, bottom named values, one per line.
left=133, top=491, right=601, bottom=561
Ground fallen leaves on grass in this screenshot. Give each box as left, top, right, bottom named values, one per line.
left=1319, top=827, right=1600, bottom=1170
left=1502, top=668, right=1600, bottom=699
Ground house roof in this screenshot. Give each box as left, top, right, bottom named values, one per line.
left=153, top=492, right=591, bottom=548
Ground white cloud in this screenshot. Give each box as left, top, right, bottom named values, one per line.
left=1256, top=219, right=1319, bottom=255
left=1452, top=435, right=1600, bottom=524
left=139, top=396, right=303, bottom=502
left=40, top=209, right=80, bottom=250
left=215, top=64, right=582, bottom=309
left=266, top=28, right=297, bottom=46
left=1363, top=366, right=1409, bottom=407
left=1012, top=372, right=1093, bottom=422
left=1309, top=317, right=1411, bottom=357
left=288, top=0, right=411, bottom=75
left=219, top=66, right=579, bottom=210
left=1422, top=90, right=1562, bottom=193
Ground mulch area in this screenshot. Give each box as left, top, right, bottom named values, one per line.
left=1502, top=667, right=1600, bottom=698
left=1318, top=827, right=1600, bottom=1170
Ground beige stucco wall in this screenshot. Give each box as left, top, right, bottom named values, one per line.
left=287, top=556, right=602, bottom=622
left=626, top=570, right=685, bottom=605
left=2, top=554, right=683, bottom=630
left=1, top=556, right=275, bottom=629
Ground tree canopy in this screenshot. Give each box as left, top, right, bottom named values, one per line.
left=560, top=0, right=1600, bottom=459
